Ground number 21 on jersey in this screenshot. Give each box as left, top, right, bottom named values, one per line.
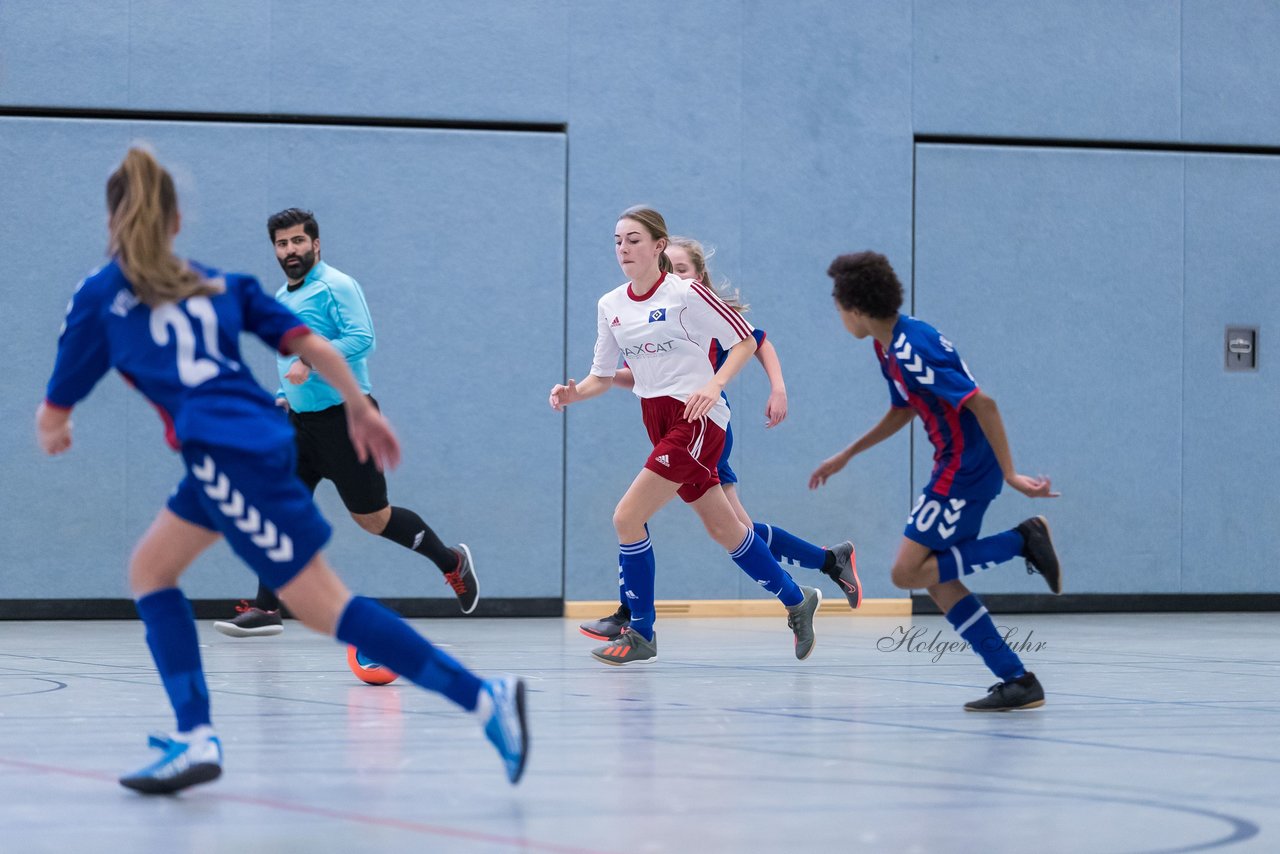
left=149, top=296, right=237, bottom=387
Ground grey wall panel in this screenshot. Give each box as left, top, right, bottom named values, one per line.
left=913, top=0, right=1181, bottom=141
left=0, top=0, right=568, bottom=121
left=562, top=0, right=915, bottom=603
left=1181, top=155, right=1280, bottom=591
left=734, top=0, right=914, bottom=601
left=914, top=145, right=1184, bottom=594
left=1182, top=0, right=1280, bottom=145
left=2, top=118, right=565, bottom=600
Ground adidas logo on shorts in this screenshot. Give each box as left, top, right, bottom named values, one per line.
left=655, top=454, right=670, bottom=466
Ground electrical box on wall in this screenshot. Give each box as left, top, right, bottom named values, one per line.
left=1225, top=326, right=1258, bottom=372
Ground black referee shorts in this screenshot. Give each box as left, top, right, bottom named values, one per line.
left=289, top=397, right=389, bottom=515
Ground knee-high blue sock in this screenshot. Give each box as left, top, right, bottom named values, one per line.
left=935, top=530, right=1024, bottom=583
left=616, top=524, right=649, bottom=615
left=753, top=522, right=826, bottom=570
left=136, top=588, right=210, bottom=733
left=336, top=596, right=483, bottom=711
left=731, top=528, right=803, bottom=607
left=945, top=594, right=1025, bottom=682
left=619, top=535, right=656, bottom=641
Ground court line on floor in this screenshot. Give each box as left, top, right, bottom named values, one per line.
left=0, top=755, right=606, bottom=854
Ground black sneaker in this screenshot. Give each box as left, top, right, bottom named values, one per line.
left=1015, top=517, right=1062, bottom=594
left=579, top=605, right=630, bottom=641
left=963, top=672, right=1045, bottom=712
left=823, top=541, right=861, bottom=609
left=212, top=601, right=283, bottom=638
left=443, top=544, right=479, bottom=614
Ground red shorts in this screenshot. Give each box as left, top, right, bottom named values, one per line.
left=640, top=396, right=726, bottom=503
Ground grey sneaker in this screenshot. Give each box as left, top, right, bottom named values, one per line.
left=964, top=672, right=1046, bottom=712
left=444, top=544, right=479, bottom=614
left=786, top=586, right=821, bottom=660
left=579, top=604, right=631, bottom=640
left=590, top=627, right=657, bottom=666
left=1015, top=517, right=1062, bottom=594
left=824, top=541, right=861, bottom=609
left=213, top=602, right=283, bottom=638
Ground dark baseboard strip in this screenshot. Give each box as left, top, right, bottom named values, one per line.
left=0, top=105, right=565, bottom=134
left=911, top=593, right=1280, bottom=615
left=0, top=598, right=562, bottom=621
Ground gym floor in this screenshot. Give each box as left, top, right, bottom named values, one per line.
left=0, top=612, right=1274, bottom=853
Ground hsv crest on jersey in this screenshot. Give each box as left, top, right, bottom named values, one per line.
left=648, top=308, right=667, bottom=323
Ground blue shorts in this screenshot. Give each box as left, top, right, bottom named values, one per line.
left=903, top=489, right=993, bottom=551
left=717, top=422, right=738, bottom=486
left=167, top=441, right=332, bottom=590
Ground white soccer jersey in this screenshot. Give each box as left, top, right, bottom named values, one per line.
left=589, top=272, right=754, bottom=430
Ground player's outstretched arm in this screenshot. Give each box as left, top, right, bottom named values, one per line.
left=611, top=368, right=636, bottom=390
left=754, top=339, right=788, bottom=428
left=963, top=391, right=1059, bottom=498
left=290, top=332, right=400, bottom=472
left=685, top=334, right=757, bottom=422
left=809, top=406, right=915, bottom=489
left=35, top=403, right=73, bottom=455
left=549, top=373, right=613, bottom=411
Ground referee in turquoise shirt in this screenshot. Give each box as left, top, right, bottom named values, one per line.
left=214, top=208, right=479, bottom=637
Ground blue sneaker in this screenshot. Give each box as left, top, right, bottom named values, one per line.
left=119, top=726, right=223, bottom=795
left=479, top=677, right=528, bottom=784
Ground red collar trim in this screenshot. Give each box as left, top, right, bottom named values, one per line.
left=627, top=271, right=667, bottom=302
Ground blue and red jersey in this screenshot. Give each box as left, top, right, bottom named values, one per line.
left=45, top=259, right=309, bottom=453
left=875, top=315, right=1002, bottom=500
left=709, top=327, right=767, bottom=406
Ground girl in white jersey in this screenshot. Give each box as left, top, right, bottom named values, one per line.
left=577, top=237, right=861, bottom=642
left=550, top=207, right=821, bottom=665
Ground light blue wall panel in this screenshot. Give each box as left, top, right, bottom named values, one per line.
left=1181, top=155, right=1280, bottom=591
left=563, top=0, right=751, bottom=604
left=1182, top=0, right=1280, bottom=145
left=1, top=118, right=565, bottom=600
left=914, top=145, right=1184, bottom=595
left=913, top=0, right=1181, bottom=141
left=561, top=0, right=914, bottom=603
left=0, top=0, right=569, bottom=121
left=733, top=0, right=914, bottom=601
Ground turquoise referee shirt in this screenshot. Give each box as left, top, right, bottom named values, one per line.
left=275, top=260, right=375, bottom=412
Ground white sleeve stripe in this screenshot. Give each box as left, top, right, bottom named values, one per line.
left=690, top=282, right=752, bottom=339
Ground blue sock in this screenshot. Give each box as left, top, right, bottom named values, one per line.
left=945, top=594, right=1025, bottom=682
left=619, top=535, right=656, bottom=640
left=135, top=588, right=210, bottom=733
left=753, top=522, right=826, bottom=570
left=731, top=528, right=803, bottom=607
left=935, top=530, right=1024, bottom=583
left=336, top=596, right=483, bottom=711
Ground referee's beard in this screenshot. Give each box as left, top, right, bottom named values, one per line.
left=280, top=249, right=317, bottom=282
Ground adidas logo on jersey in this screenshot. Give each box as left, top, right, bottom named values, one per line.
left=655, top=454, right=670, bottom=466
left=611, top=316, right=621, bottom=327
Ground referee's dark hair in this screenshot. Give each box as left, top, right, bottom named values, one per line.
left=267, top=208, right=319, bottom=242
left=827, top=251, right=904, bottom=319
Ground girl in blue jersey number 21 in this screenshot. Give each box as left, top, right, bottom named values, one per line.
left=35, top=148, right=528, bottom=793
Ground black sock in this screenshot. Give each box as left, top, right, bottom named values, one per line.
left=380, top=506, right=458, bottom=574
left=254, top=581, right=281, bottom=612
left=820, top=549, right=837, bottom=576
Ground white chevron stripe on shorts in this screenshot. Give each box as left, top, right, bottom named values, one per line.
left=191, top=455, right=294, bottom=563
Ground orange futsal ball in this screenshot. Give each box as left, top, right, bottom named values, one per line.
left=346, top=645, right=399, bottom=685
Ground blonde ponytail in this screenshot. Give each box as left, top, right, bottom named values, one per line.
left=106, top=148, right=220, bottom=306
